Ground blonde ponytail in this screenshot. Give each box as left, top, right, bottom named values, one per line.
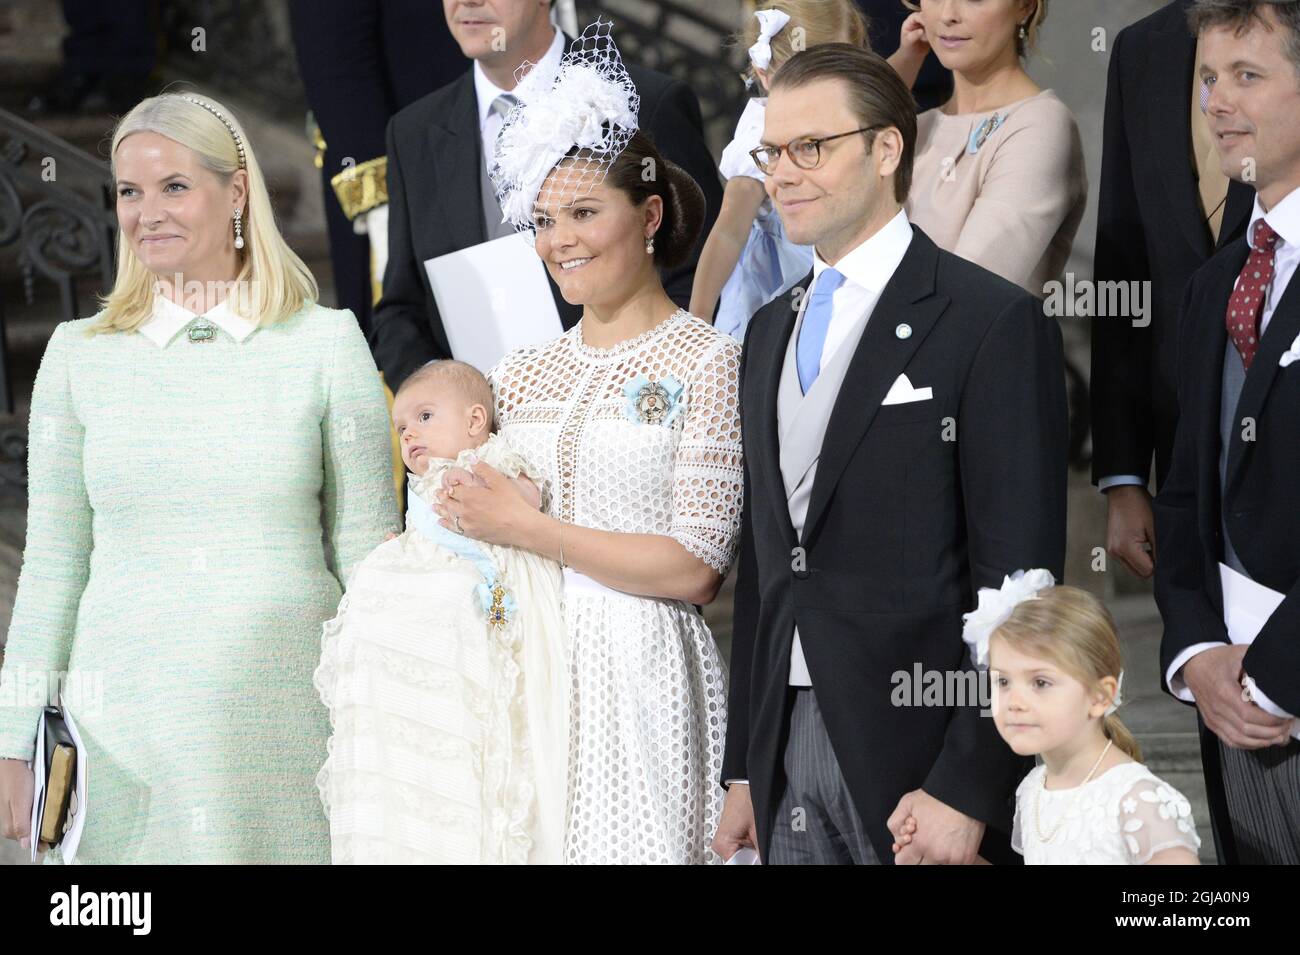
left=1102, top=713, right=1142, bottom=762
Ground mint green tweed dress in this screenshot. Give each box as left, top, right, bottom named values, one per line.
left=0, top=303, right=401, bottom=863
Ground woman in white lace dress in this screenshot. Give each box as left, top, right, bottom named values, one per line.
left=430, top=25, right=743, bottom=863
left=896, top=575, right=1202, bottom=864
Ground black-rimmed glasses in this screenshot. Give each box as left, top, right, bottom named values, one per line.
left=749, top=126, right=884, bottom=175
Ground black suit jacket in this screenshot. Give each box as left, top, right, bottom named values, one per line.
left=369, top=53, right=723, bottom=389
left=1091, top=0, right=1253, bottom=490
left=724, top=227, right=1068, bottom=863
left=1154, top=238, right=1300, bottom=862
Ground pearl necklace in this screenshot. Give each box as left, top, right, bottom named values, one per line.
left=1034, top=739, right=1113, bottom=844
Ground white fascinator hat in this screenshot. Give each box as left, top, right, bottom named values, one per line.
left=489, top=19, right=641, bottom=238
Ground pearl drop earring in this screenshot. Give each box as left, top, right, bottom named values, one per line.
left=233, top=208, right=244, bottom=250
left=1018, top=22, right=1027, bottom=41
left=645, top=235, right=654, bottom=255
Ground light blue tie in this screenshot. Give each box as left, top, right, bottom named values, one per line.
left=796, top=268, right=846, bottom=394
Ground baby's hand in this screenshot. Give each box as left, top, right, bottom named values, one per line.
left=384, top=532, right=398, bottom=542
left=891, top=814, right=919, bottom=855
left=512, top=475, right=542, bottom=511
left=441, top=466, right=479, bottom=491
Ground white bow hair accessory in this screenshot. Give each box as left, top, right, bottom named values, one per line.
left=490, top=19, right=640, bottom=235
left=748, top=9, right=792, bottom=71
left=961, top=568, right=1056, bottom=668
left=1106, top=671, right=1124, bottom=717
left=1279, top=330, right=1300, bottom=367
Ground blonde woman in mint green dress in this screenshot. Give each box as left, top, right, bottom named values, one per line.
left=0, top=93, right=399, bottom=863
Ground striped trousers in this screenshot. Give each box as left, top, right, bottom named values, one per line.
left=1218, top=737, right=1300, bottom=864
left=767, top=687, right=879, bottom=865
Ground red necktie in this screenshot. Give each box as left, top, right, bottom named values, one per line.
left=1226, top=220, right=1280, bottom=371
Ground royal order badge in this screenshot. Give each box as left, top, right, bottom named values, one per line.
left=622, top=374, right=685, bottom=427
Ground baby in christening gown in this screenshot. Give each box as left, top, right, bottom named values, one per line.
left=314, top=360, right=568, bottom=864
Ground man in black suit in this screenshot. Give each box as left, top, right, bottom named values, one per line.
left=369, top=0, right=722, bottom=390
left=290, top=0, right=466, bottom=332
left=1154, top=0, right=1300, bottom=866
left=1091, top=0, right=1253, bottom=581
left=710, top=45, right=1067, bottom=865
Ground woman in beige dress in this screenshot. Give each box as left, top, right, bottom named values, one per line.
left=891, top=0, right=1086, bottom=296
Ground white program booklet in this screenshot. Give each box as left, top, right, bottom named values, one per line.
left=424, top=233, right=563, bottom=374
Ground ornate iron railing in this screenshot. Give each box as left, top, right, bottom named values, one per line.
left=0, top=108, right=116, bottom=329
left=0, top=106, right=116, bottom=488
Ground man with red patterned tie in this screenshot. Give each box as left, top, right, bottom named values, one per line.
left=1155, top=0, right=1300, bottom=865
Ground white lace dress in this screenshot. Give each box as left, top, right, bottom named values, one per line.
left=314, top=433, right=569, bottom=864
left=1012, top=761, right=1202, bottom=864
left=490, top=309, right=744, bottom=864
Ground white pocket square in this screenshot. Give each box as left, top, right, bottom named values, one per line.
left=881, top=373, right=933, bottom=406
left=1280, top=332, right=1300, bottom=367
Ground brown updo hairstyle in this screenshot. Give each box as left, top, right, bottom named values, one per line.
left=598, top=130, right=706, bottom=271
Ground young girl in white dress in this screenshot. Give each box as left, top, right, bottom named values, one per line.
left=687, top=2, right=873, bottom=337
left=894, top=571, right=1202, bottom=865
left=314, top=360, right=569, bottom=864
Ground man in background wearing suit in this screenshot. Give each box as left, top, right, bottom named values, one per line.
left=1155, top=0, right=1300, bottom=865
left=1092, top=0, right=1253, bottom=583
left=290, top=0, right=466, bottom=333
left=370, top=0, right=723, bottom=390
left=711, top=45, right=1067, bottom=865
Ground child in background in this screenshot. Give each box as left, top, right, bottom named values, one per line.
left=893, top=572, right=1202, bottom=865
left=690, top=1, right=869, bottom=338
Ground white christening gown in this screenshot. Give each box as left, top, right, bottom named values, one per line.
left=314, top=433, right=569, bottom=864
left=490, top=309, right=744, bottom=864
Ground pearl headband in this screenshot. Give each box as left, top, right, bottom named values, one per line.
left=181, top=95, right=247, bottom=169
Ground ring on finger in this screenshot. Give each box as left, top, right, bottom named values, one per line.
left=454, top=515, right=464, bottom=535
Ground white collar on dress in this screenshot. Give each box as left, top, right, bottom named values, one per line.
left=136, top=294, right=258, bottom=348
left=472, top=27, right=566, bottom=129
left=811, top=208, right=913, bottom=295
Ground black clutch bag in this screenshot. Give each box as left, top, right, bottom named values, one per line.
left=38, top=706, right=77, bottom=847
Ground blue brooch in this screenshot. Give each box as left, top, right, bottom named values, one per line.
left=967, top=113, right=1006, bottom=155
left=621, top=374, right=685, bottom=427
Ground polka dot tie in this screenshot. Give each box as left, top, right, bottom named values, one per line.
left=1226, top=220, right=1280, bottom=371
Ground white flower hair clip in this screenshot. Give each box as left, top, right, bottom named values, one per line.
left=748, top=9, right=792, bottom=72
left=961, top=568, right=1056, bottom=668
left=489, top=19, right=640, bottom=238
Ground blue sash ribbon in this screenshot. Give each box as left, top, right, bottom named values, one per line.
left=406, top=488, right=517, bottom=627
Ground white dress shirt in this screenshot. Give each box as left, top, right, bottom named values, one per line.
left=1165, top=186, right=1300, bottom=721
left=136, top=294, right=258, bottom=348
left=473, top=28, right=566, bottom=171
left=786, top=209, right=914, bottom=686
